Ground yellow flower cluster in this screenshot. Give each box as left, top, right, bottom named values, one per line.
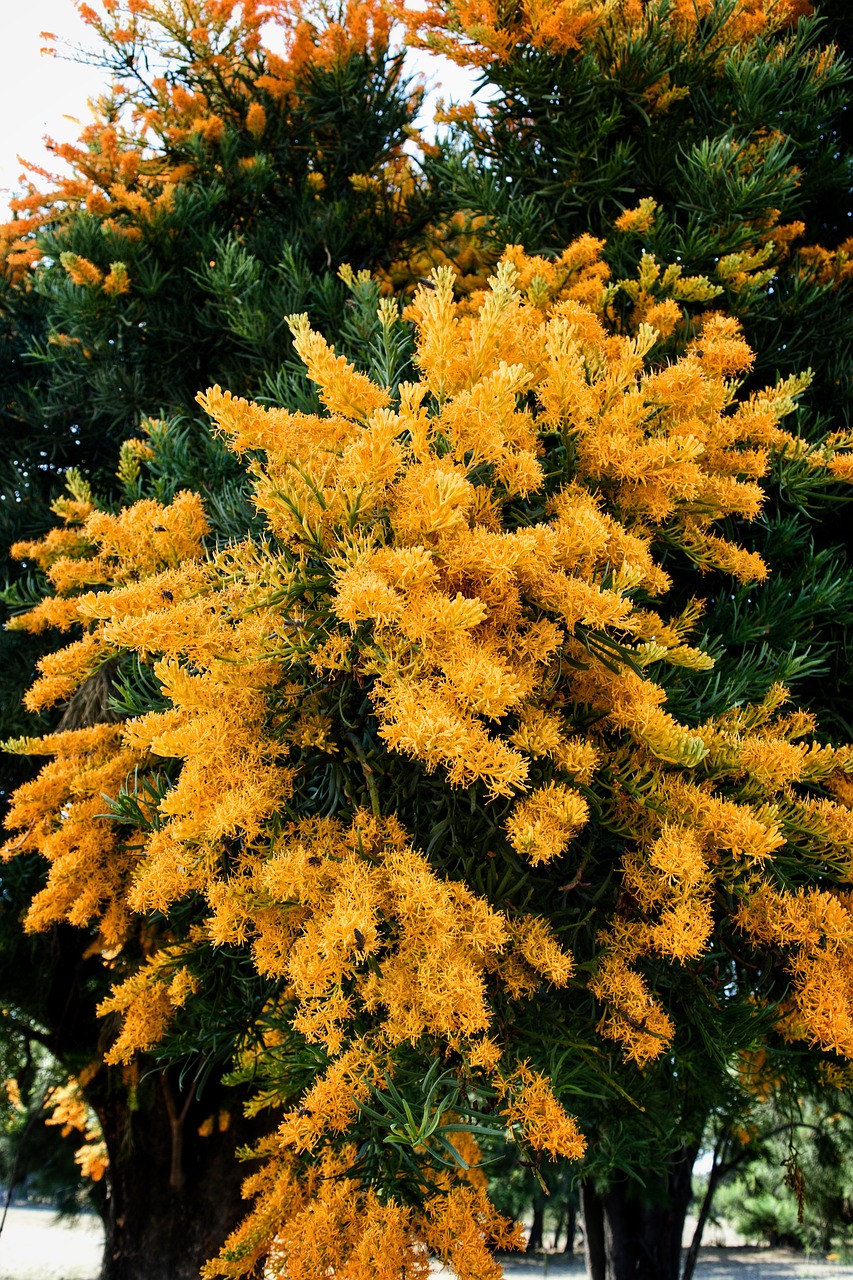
left=199, top=259, right=825, bottom=826
left=207, top=813, right=515, bottom=1055
left=505, top=783, right=590, bottom=865
left=44, top=1077, right=108, bottom=1183
left=400, top=0, right=810, bottom=69
left=2, top=723, right=142, bottom=946
left=383, top=223, right=753, bottom=352
left=60, top=252, right=131, bottom=296
left=500, top=1064, right=586, bottom=1159
left=206, top=1141, right=523, bottom=1280
left=99, top=951, right=201, bottom=1064
left=7, top=246, right=853, bottom=1275
left=737, top=886, right=853, bottom=1057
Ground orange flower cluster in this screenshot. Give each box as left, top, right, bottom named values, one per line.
left=6, top=247, right=853, bottom=1276
left=44, top=1076, right=108, bottom=1183
left=381, top=203, right=815, bottom=360
left=398, top=0, right=811, bottom=68
left=207, top=1140, right=523, bottom=1280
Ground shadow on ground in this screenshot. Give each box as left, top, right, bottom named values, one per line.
left=3, top=1209, right=853, bottom=1280
left=486, top=1249, right=853, bottom=1278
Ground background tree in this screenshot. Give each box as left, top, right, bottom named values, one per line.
left=1, top=0, right=435, bottom=480
left=402, top=0, right=853, bottom=412
left=0, top=1056, right=108, bottom=1220
left=705, top=1079, right=853, bottom=1257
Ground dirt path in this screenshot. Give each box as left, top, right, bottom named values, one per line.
left=685, top=1252, right=853, bottom=1278
left=479, top=1252, right=853, bottom=1278
left=0, top=1206, right=102, bottom=1280
left=3, top=1207, right=853, bottom=1279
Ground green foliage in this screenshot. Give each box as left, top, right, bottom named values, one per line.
left=448, top=8, right=850, bottom=237
left=0, top=1040, right=103, bottom=1217
left=713, top=1093, right=853, bottom=1256
left=439, top=4, right=853, bottom=422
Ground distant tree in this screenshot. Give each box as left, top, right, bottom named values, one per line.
left=403, top=0, right=853, bottom=419
left=710, top=1084, right=853, bottom=1257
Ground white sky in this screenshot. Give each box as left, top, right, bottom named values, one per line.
left=0, top=1, right=477, bottom=218
left=0, top=3, right=104, bottom=213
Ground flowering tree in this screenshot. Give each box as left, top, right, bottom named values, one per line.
left=381, top=3, right=853, bottom=1252
left=6, top=246, right=853, bottom=1280
left=3, top=2, right=853, bottom=1278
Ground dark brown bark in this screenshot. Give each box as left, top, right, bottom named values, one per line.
left=92, top=1069, right=261, bottom=1280
left=526, top=1183, right=547, bottom=1252
left=16, top=923, right=258, bottom=1279
left=582, top=1181, right=607, bottom=1280
left=580, top=1145, right=698, bottom=1280
left=562, top=1201, right=577, bottom=1253
left=553, top=1187, right=577, bottom=1252
left=682, top=1140, right=725, bottom=1280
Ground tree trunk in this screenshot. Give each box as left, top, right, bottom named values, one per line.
left=682, top=1139, right=726, bottom=1280
left=527, top=1183, right=547, bottom=1252
left=92, top=1067, right=260, bottom=1280
left=562, top=1200, right=577, bottom=1253
left=580, top=1145, right=698, bottom=1280
left=582, top=1181, right=607, bottom=1280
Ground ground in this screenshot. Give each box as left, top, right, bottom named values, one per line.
left=2, top=1206, right=853, bottom=1278
left=0, top=1206, right=102, bottom=1280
